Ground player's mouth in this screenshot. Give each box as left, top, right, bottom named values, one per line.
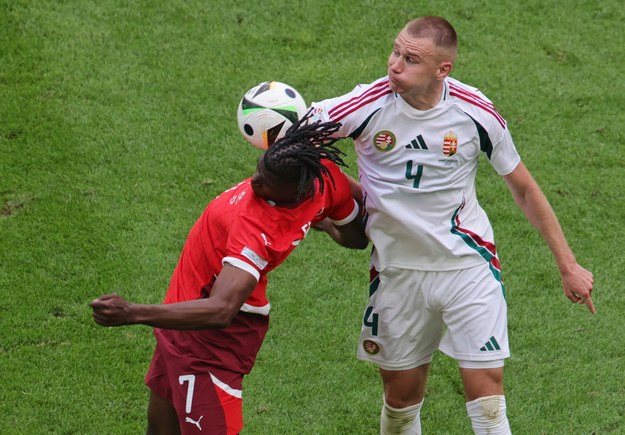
left=388, top=74, right=401, bottom=90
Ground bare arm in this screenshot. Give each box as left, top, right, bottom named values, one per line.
left=503, top=161, right=595, bottom=313
left=315, top=173, right=368, bottom=249
left=345, top=173, right=363, bottom=204
left=90, top=263, right=258, bottom=329
left=315, top=212, right=369, bottom=250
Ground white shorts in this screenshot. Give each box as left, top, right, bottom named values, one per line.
left=357, top=264, right=509, bottom=370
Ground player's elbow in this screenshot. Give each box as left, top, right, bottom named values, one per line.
left=212, top=318, right=233, bottom=329
left=336, top=222, right=369, bottom=249
left=211, top=309, right=238, bottom=329
left=349, top=236, right=369, bottom=250
left=196, top=300, right=239, bottom=329
left=343, top=229, right=369, bottom=250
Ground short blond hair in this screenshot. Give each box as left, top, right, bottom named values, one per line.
left=404, top=16, right=458, bottom=56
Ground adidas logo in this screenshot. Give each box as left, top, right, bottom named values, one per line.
left=480, top=336, right=501, bottom=352
left=404, top=135, right=428, bottom=150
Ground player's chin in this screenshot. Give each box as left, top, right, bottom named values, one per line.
left=387, top=76, right=402, bottom=93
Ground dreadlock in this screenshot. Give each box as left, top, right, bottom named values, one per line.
left=263, top=110, right=347, bottom=201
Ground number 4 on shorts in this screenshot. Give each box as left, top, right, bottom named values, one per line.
left=363, top=306, right=379, bottom=336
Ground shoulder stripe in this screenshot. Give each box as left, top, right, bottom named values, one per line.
left=328, top=79, right=392, bottom=123
left=331, top=89, right=393, bottom=123
left=449, top=83, right=495, bottom=109
left=449, top=83, right=506, bottom=129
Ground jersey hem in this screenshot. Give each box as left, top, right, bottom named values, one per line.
left=439, top=349, right=511, bottom=362
left=372, top=257, right=487, bottom=272
left=331, top=199, right=359, bottom=226
left=223, top=257, right=260, bottom=281
left=356, top=353, right=434, bottom=370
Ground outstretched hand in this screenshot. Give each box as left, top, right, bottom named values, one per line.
left=561, top=264, right=595, bottom=314
left=90, top=294, right=134, bottom=326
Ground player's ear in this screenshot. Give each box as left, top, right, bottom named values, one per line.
left=437, top=60, right=453, bottom=80
left=250, top=174, right=266, bottom=197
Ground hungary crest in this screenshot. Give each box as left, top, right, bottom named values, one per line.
left=373, top=130, right=396, bottom=152
left=363, top=340, right=380, bottom=355
left=443, top=130, right=458, bottom=157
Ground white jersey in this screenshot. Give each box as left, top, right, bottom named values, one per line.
left=310, top=76, right=521, bottom=271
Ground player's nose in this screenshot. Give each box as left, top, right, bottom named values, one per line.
left=388, top=55, right=403, bottom=73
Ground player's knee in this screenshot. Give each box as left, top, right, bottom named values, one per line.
left=465, top=395, right=510, bottom=435
left=380, top=399, right=423, bottom=435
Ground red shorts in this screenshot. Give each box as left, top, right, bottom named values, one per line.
left=145, top=339, right=244, bottom=435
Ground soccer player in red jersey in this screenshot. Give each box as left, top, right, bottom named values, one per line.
left=90, top=117, right=368, bottom=435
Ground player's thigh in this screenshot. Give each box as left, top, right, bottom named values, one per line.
left=358, top=267, right=444, bottom=370
left=171, top=370, right=242, bottom=435
left=146, top=346, right=242, bottom=435
left=439, top=264, right=509, bottom=363
left=147, top=389, right=181, bottom=435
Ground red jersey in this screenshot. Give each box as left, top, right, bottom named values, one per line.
left=156, top=161, right=358, bottom=376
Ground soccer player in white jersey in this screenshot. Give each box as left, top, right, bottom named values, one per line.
left=309, top=16, right=595, bottom=434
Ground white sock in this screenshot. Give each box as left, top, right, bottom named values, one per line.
left=465, top=395, right=511, bottom=435
left=380, top=399, right=423, bottom=435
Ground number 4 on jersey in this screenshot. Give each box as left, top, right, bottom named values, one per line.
left=405, top=161, right=424, bottom=188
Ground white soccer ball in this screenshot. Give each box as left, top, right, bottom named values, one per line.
left=237, top=81, right=308, bottom=150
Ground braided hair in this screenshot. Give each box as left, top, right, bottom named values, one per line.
left=263, top=111, right=347, bottom=201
